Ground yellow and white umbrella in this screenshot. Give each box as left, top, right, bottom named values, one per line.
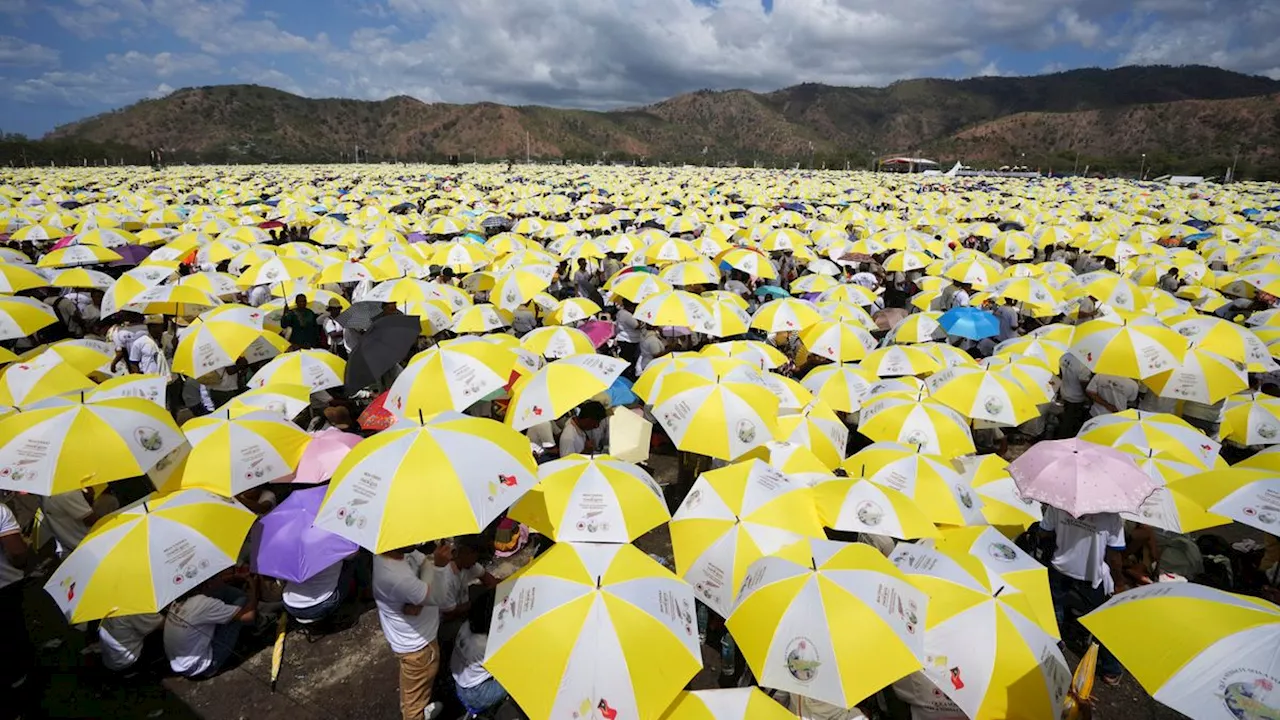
left=120, top=284, right=222, bottom=316
left=651, top=372, right=779, bottom=460
left=953, top=455, right=1042, bottom=534
left=1079, top=410, right=1220, bottom=468
left=234, top=256, right=319, bottom=287
left=547, top=297, right=603, bottom=325
left=799, top=364, right=878, bottom=413
left=774, top=401, right=849, bottom=471
left=247, top=349, right=345, bottom=392
left=37, top=245, right=123, bottom=268
left=491, top=265, right=555, bottom=311
left=701, top=340, right=787, bottom=370
left=0, top=397, right=184, bottom=495
left=669, top=459, right=823, bottom=618
left=316, top=412, right=537, bottom=551
left=1068, top=319, right=1188, bottom=379
left=520, top=325, right=597, bottom=359
left=0, top=262, right=50, bottom=292
left=861, top=345, right=943, bottom=377
left=1172, top=316, right=1277, bottom=372
left=179, top=410, right=310, bottom=496
left=609, top=272, right=673, bottom=304
left=217, top=383, right=311, bottom=419
left=813, top=477, right=940, bottom=540
left=1169, top=468, right=1280, bottom=536
left=1080, top=583, right=1280, bottom=720
left=0, top=294, right=58, bottom=340
left=992, top=336, right=1068, bottom=367
left=750, top=298, right=822, bottom=333
left=846, top=442, right=985, bottom=526
left=925, top=366, right=1040, bottom=427
left=857, top=395, right=976, bottom=458
left=933, top=525, right=1058, bottom=636
left=173, top=306, right=287, bottom=378
left=509, top=454, right=669, bottom=543
left=1142, top=348, right=1249, bottom=405
left=452, top=303, right=512, bottom=333
left=44, top=489, right=255, bottom=623
left=637, top=290, right=714, bottom=331
left=1222, top=392, right=1280, bottom=446
left=889, top=542, right=1070, bottom=720
left=0, top=353, right=96, bottom=407
left=888, top=312, right=944, bottom=344
left=799, top=320, right=877, bottom=363
left=506, top=354, right=627, bottom=431
left=385, top=341, right=515, bottom=418
left=727, top=539, right=926, bottom=707
left=658, top=688, right=793, bottom=720
left=483, top=542, right=702, bottom=720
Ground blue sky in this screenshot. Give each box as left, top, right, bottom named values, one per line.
left=2, top=0, right=1278, bottom=137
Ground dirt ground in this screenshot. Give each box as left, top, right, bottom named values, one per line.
left=10, top=452, right=1187, bottom=720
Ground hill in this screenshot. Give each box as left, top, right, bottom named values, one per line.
left=28, top=65, right=1280, bottom=176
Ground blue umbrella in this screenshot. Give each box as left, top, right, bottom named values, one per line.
left=606, top=376, right=638, bottom=407
left=754, top=285, right=790, bottom=299
left=939, top=307, right=1001, bottom=340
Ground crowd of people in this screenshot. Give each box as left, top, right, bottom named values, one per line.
left=1, top=166, right=1279, bottom=720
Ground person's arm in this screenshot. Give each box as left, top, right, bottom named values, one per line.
left=0, top=529, right=28, bottom=571
left=404, top=545, right=452, bottom=615
left=232, top=575, right=260, bottom=624
left=1106, top=520, right=1128, bottom=593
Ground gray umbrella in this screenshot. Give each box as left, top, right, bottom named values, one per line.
left=344, top=313, right=421, bottom=394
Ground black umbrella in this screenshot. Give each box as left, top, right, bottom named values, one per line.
left=344, top=313, right=421, bottom=394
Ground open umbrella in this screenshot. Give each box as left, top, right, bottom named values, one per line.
left=344, top=313, right=421, bottom=393
left=1008, top=438, right=1157, bottom=517
left=939, top=306, right=1001, bottom=340
left=252, top=485, right=358, bottom=583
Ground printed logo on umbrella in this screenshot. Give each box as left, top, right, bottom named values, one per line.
left=785, top=637, right=821, bottom=683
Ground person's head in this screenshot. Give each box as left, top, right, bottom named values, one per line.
left=575, top=401, right=607, bottom=431
left=381, top=302, right=398, bottom=315
left=1168, top=268, right=1179, bottom=278
left=327, top=299, right=343, bottom=316
left=145, top=315, right=165, bottom=337
left=469, top=590, right=496, bottom=635
left=294, top=294, right=309, bottom=310
left=1103, top=258, right=1117, bottom=272
left=453, top=534, right=489, bottom=570
left=577, top=258, right=587, bottom=270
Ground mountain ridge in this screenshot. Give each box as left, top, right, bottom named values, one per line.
left=23, top=65, right=1280, bottom=177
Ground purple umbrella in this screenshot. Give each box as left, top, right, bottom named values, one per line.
left=108, top=244, right=154, bottom=267
left=252, top=486, right=357, bottom=583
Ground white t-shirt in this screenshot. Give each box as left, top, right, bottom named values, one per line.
left=42, top=490, right=94, bottom=554
left=282, top=560, right=344, bottom=610
left=129, top=333, right=171, bottom=379
left=439, top=563, right=485, bottom=612
left=100, top=613, right=164, bottom=671
left=615, top=309, right=642, bottom=344
left=164, top=594, right=241, bottom=675
left=892, top=672, right=967, bottom=720
left=451, top=624, right=492, bottom=689
left=247, top=285, right=271, bottom=308
left=559, top=418, right=607, bottom=457
left=947, top=289, right=971, bottom=309
left=1086, top=374, right=1139, bottom=417
left=1041, top=506, right=1125, bottom=594
left=113, top=324, right=145, bottom=354
left=636, top=332, right=665, bottom=373
left=0, top=503, right=23, bottom=589
left=1058, top=352, right=1093, bottom=404
left=372, top=552, right=440, bottom=654
left=723, top=279, right=749, bottom=297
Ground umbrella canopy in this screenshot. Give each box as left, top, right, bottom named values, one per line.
left=45, top=489, right=255, bottom=623
left=253, top=485, right=358, bottom=583
left=727, top=539, right=926, bottom=708
left=508, top=454, right=669, bottom=543
left=939, top=306, right=1001, bottom=340
left=483, top=542, right=702, bottom=720
left=315, top=412, right=537, bottom=552
left=1008, top=438, right=1158, bottom=517
left=505, top=354, right=626, bottom=431
left=344, top=313, right=421, bottom=393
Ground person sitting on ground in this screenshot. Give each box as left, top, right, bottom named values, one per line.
left=451, top=591, right=509, bottom=713
left=164, top=573, right=259, bottom=679
left=99, top=613, right=164, bottom=673
left=282, top=552, right=357, bottom=627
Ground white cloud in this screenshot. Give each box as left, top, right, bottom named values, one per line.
left=1118, top=1, right=1280, bottom=77
left=1057, top=8, right=1101, bottom=47
left=7, top=50, right=217, bottom=107
left=0, top=36, right=60, bottom=67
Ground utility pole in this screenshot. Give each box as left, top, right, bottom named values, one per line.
left=1230, top=147, right=1241, bottom=183
left=1139, top=153, right=1146, bottom=181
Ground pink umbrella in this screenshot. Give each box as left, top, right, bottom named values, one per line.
left=1008, top=438, right=1158, bottom=517
left=293, top=428, right=363, bottom=484
left=578, top=320, right=615, bottom=348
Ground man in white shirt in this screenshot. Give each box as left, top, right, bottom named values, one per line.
left=283, top=556, right=354, bottom=625
left=1086, top=373, right=1139, bottom=417
left=100, top=613, right=164, bottom=672
left=246, top=284, right=271, bottom=308
left=947, top=283, right=971, bottom=309
left=322, top=300, right=347, bottom=358
left=164, top=577, right=259, bottom=678
left=374, top=543, right=451, bottom=720
left=1039, top=506, right=1126, bottom=682
left=636, top=326, right=666, bottom=375
left=614, top=302, right=642, bottom=378
left=559, top=402, right=608, bottom=457
left=42, top=489, right=99, bottom=557
left=0, top=501, right=31, bottom=690
left=130, top=316, right=180, bottom=411
left=110, top=315, right=147, bottom=373
left=437, top=536, right=499, bottom=646
left=1057, top=351, right=1094, bottom=438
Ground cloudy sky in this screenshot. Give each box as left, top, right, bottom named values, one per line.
left=2, top=0, right=1278, bottom=136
